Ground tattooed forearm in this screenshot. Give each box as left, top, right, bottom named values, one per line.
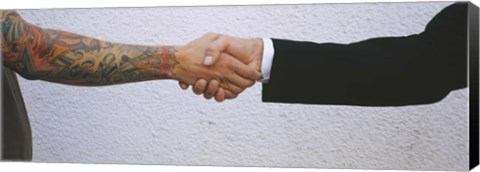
left=1, top=10, right=178, bottom=86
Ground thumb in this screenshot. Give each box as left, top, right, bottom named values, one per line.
left=204, top=35, right=231, bottom=66
left=203, top=55, right=217, bottom=66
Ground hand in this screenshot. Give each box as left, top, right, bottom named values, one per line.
left=178, top=33, right=264, bottom=102
left=173, top=33, right=261, bottom=97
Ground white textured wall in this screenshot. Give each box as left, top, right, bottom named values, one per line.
left=15, top=2, right=470, bottom=170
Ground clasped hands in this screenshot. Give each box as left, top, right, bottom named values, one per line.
left=172, top=33, right=263, bottom=102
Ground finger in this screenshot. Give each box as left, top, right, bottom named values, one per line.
left=221, top=53, right=258, bottom=87
left=204, top=36, right=231, bottom=66
left=214, top=88, right=225, bottom=102
left=205, top=80, right=220, bottom=96
left=204, top=80, right=220, bottom=100
left=193, top=79, right=207, bottom=95
left=221, top=79, right=245, bottom=95
left=204, top=93, right=213, bottom=100
left=209, top=35, right=257, bottom=63
left=224, top=90, right=238, bottom=99
left=192, top=33, right=221, bottom=66
left=235, top=63, right=262, bottom=81
left=222, top=53, right=261, bottom=80
left=202, top=32, right=220, bottom=40
left=227, top=74, right=256, bottom=89
left=179, top=81, right=189, bottom=90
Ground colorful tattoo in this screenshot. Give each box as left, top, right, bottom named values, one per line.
left=1, top=10, right=178, bottom=86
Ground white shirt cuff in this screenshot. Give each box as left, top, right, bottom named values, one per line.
left=259, top=38, right=274, bottom=83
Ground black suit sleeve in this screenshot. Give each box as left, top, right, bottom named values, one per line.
left=262, top=2, right=468, bottom=106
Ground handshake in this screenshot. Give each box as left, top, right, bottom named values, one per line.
left=172, top=33, right=264, bottom=102
left=1, top=5, right=467, bottom=107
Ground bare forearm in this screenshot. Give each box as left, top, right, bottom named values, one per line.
left=1, top=10, right=178, bottom=86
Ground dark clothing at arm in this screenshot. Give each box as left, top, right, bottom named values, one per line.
left=262, top=2, right=467, bottom=106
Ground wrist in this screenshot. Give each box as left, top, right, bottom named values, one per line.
left=252, top=38, right=264, bottom=73
left=172, top=45, right=188, bottom=81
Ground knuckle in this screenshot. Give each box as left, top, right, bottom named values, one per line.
left=250, top=70, right=260, bottom=80
left=193, top=85, right=204, bottom=93
left=225, top=58, right=236, bottom=67
left=231, top=87, right=244, bottom=95
left=207, top=87, right=217, bottom=95
left=202, top=32, right=219, bottom=41
left=238, top=88, right=245, bottom=94
left=227, top=94, right=238, bottom=99
left=247, top=80, right=255, bottom=87
left=222, top=35, right=232, bottom=41
left=204, top=32, right=216, bottom=37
